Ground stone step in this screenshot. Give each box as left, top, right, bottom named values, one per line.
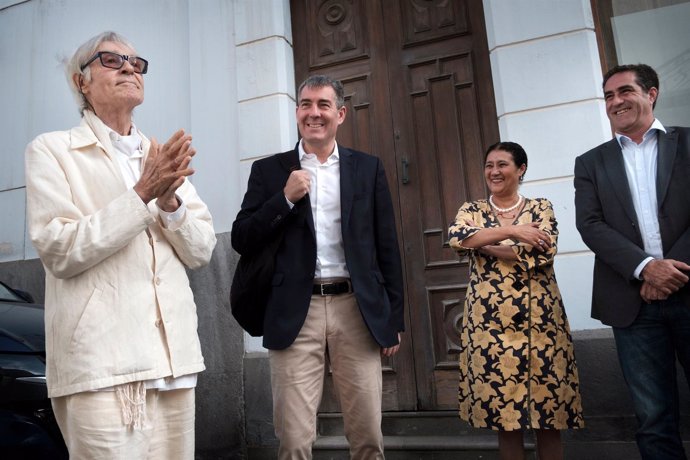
left=248, top=441, right=687, bottom=460
left=313, top=412, right=651, bottom=460
left=315, top=412, right=536, bottom=459
left=313, top=434, right=534, bottom=460
left=318, top=410, right=491, bottom=437
left=248, top=412, right=690, bottom=459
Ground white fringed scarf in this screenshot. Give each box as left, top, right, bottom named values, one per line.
left=115, top=381, right=146, bottom=429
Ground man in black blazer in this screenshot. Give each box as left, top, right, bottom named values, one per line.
left=575, top=63, right=690, bottom=459
left=232, top=75, right=404, bottom=459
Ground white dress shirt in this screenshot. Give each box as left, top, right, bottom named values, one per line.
left=616, top=119, right=666, bottom=279
left=287, top=140, right=350, bottom=279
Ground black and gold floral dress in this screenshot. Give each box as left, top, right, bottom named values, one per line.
left=448, top=197, right=584, bottom=431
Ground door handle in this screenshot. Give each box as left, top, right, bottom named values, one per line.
left=401, top=158, right=409, bottom=185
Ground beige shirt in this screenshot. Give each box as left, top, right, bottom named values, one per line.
left=25, top=111, right=216, bottom=397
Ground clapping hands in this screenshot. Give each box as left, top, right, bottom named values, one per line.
left=134, top=129, right=196, bottom=211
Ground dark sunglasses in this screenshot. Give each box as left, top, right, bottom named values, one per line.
left=80, top=51, right=148, bottom=74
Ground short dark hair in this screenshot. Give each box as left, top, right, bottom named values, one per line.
left=485, top=141, right=528, bottom=182
left=603, top=64, right=659, bottom=108
left=297, top=75, right=345, bottom=108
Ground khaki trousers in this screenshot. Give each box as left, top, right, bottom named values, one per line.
left=269, top=292, right=384, bottom=460
left=52, top=387, right=195, bottom=459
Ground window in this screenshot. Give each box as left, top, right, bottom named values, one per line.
left=592, top=0, right=690, bottom=126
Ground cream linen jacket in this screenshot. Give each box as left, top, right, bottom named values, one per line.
left=25, top=111, right=216, bottom=398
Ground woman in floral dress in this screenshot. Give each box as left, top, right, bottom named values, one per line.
left=448, top=142, right=584, bottom=460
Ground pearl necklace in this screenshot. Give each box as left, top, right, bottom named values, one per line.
left=489, top=194, right=523, bottom=214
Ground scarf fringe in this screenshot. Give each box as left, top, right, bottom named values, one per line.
left=115, top=381, right=146, bottom=429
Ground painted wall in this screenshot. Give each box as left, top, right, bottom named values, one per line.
left=483, top=0, right=608, bottom=331
left=0, top=0, right=239, bottom=258
left=233, top=0, right=298, bottom=353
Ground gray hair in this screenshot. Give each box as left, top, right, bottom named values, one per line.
left=64, top=31, right=138, bottom=116
left=297, top=75, right=345, bottom=109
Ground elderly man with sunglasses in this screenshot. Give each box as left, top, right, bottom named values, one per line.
left=24, top=31, right=216, bottom=459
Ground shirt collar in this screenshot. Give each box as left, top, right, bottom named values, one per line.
left=615, top=119, right=666, bottom=148
left=299, top=139, right=340, bottom=161
left=107, top=123, right=143, bottom=158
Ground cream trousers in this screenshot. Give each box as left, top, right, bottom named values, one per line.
left=269, top=292, right=384, bottom=460
left=52, top=387, right=195, bottom=459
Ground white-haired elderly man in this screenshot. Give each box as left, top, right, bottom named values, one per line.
left=25, top=31, right=216, bottom=458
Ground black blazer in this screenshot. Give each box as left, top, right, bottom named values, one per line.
left=231, top=144, right=405, bottom=350
left=574, top=126, right=690, bottom=327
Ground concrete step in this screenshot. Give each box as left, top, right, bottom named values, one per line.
left=314, top=412, right=536, bottom=459
left=313, top=412, right=651, bottom=460
left=318, top=410, right=492, bottom=437
left=313, top=434, right=534, bottom=460
left=248, top=412, right=687, bottom=459
left=247, top=439, right=688, bottom=460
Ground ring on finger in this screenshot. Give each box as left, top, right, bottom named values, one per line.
left=538, top=239, right=545, bottom=246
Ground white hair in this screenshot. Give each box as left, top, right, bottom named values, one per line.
left=64, top=31, right=138, bottom=116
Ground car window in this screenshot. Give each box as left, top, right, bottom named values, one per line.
left=0, top=283, right=25, bottom=302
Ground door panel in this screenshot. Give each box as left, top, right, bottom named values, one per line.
left=382, top=0, right=498, bottom=410
left=290, top=0, right=498, bottom=412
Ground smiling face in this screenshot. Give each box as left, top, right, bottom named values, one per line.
left=77, top=41, right=144, bottom=117
left=296, top=85, right=346, bottom=156
left=604, top=71, right=657, bottom=142
left=484, top=149, right=525, bottom=198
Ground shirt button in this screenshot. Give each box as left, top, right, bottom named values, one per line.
left=155, top=277, right=161, bottom=285
left=155, top=319, right=162, bottom=328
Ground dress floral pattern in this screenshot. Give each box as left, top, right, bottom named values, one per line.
left=448, top=198, right=584, bottom=431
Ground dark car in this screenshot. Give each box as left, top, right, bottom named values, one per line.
left=0, top=281, right=67, bottom=459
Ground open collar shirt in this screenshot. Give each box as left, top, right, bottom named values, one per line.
left=297, top=140, right=349, bottom=280
left=616, top=118, right=666, bottom=278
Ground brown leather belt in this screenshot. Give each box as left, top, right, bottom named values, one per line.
left=313, top=280, right=352, bottom=296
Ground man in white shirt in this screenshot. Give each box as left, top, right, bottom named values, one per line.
left=575, top=63, right=690, bottom=459
left=25, top=31, right=216, bottom=459
left=232, top=75, right=404, bottom=459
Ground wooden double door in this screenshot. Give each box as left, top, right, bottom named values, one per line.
left=290, top=0, right=499, bottom=411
